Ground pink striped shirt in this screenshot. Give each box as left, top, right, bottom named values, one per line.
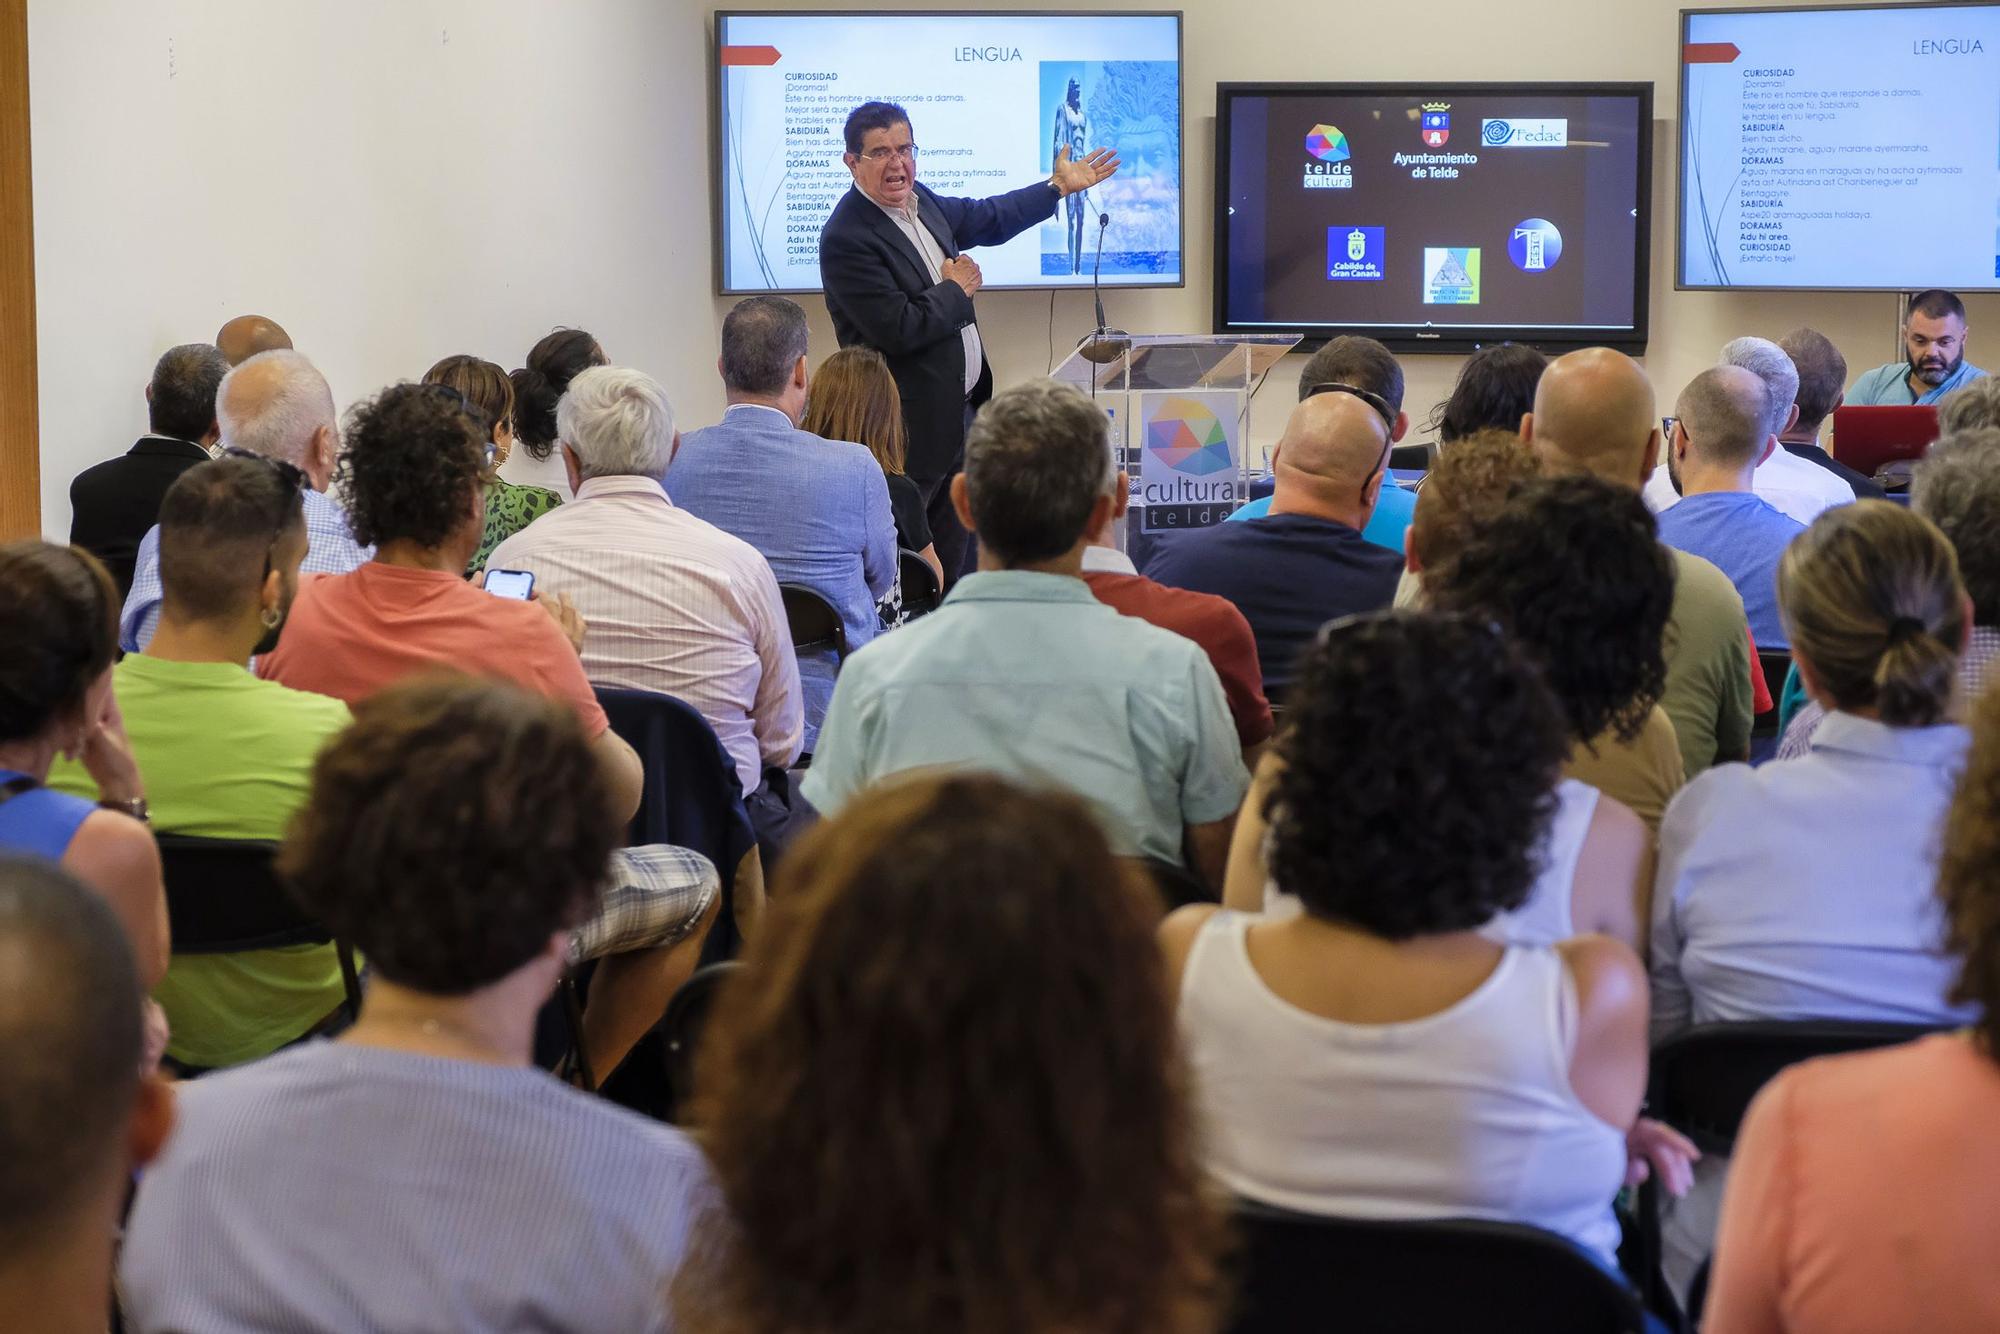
left=488, top=474, right=802, bottom=794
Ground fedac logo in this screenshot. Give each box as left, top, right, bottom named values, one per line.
left=1480, top=118, right=1569, bottom=148
left=1508, top=218, right=1563, bottom=272
left=1421, top=102, right=1451, bottom=147
left=1303, top=124, right=1353, bottom=189
left=1146, top=396, right=1234, bottom=476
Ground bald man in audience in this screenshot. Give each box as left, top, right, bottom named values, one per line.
left=1656, top=367, right=1807, bottom=652
left=120, top=349, right=373, bottom=650
left=1526, top=349, right=1756, bottom=774
left=214, top=315, right=293, bottom=367
left=0, top=858, right=174, bottom=1333
left=1143, top=392, right=1402, bottom=694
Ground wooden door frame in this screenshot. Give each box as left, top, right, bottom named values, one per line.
left=0, top=0, right=37, bottom=538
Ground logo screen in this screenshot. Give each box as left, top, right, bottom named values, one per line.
left=1327, top=226, right=1387, bottom=281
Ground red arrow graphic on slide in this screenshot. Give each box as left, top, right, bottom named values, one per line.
left=720, top=45, right=782, bottom=66
left=1683, top=42, right=1742, bottom=64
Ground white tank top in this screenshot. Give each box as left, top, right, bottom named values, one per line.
left=1481, top=779, right=1601, bottom=947
left=1178, top=911, right=1627, bottom=1264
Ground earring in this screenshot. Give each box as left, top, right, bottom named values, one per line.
left=260, top=607, right=282, bottom=629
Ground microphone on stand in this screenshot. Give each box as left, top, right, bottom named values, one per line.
left=1078, top=209, right=1129, bottom=365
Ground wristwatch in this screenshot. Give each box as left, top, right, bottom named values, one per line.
left=100, top=795, right=149, bottom=824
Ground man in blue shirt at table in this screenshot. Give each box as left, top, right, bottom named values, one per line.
left=671, top=296, right=896, bottom=745
left=1847, top=289, right=1988, bottom=406
left=1225, top=334, right=1418, bottom=554
left=804, top=379, right=1249, bottom=892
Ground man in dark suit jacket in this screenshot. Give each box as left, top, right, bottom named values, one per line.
left=69, top=343, right=229, bottom=596
left=819, top=100, right=1117, bottom=583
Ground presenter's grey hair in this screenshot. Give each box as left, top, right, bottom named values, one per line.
left=963, top=379, right=1114, bottom=564
left=557, top=366, right=678, bottom=481
left=1720, top=336, right=1801, bottom=441
left=218, top=349, right=338, bottom=466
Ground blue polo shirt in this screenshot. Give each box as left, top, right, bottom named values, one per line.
left=1141, top=512, right=1403, bottom=693
left=1655, top=491, right=1805, bottom=652
left=801, top=571, right=1250, bottom=865
left=1225, top=479, right=1418, bottom=554
left=1847, top=359, right=1987, bottom=406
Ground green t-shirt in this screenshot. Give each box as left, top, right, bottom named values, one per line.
left=49, top=654, right=353, bottom=1069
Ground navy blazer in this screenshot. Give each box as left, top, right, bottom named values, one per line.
left=819, top=180, right=1059, bottom=481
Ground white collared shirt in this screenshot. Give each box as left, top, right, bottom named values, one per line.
left=1642, top=446, right=1854, bottom=526
left=869, top=193, right=982, bottom=397
left=1080, top=545, right=1137, bottom=575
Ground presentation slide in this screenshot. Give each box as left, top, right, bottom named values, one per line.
left=715, top=12, right=1182, bottom=293
left=1681, top=4, right=2000, bottom=290
left=1217, top=87, right=1649, bottom=349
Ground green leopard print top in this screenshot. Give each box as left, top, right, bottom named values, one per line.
left=468, top=478, right=563, bottom=575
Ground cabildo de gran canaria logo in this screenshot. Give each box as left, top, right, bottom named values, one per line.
left=1303, top=124, right=1353, bottom=189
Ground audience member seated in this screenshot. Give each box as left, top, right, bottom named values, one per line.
left=257, top=382, right=717, bottom=1075
left=1426, top=340, right=1548, bottom=448
left=1397, top=426, right=1539, bottom=607
left=671, top=297, right=895, bottom=739
left=1080, top=471, right=1273, bottom=757
left=1528, top=350, right=1755, bottom=775
left=1781, top=430, right=2000, bottom=757
left=1169, top=613, right=1673, bottom=1271
left=0, top=858, right=173, bottom=1334
left=1846, top=288, right=1987, bottom=406
left=1651, top=500, right=1977, bottom=1300
left=1938, top=367, right=2000, bottom=434
left=673, top=772, right=1221, bottom=1334
left=487, top=366, right=804, bottom=845
left=122, top=349, right=371, bottom=651
left=67, top=342, right=228, bottom=596
left=49, top=458, right=352, bottom=1072
left=1146, top=391, right=1401, bottom=695
left=423, top=354, right=561, bottom=574
left=806, top=379, right=1249, bottom=888
left=1777, top=326, right=1886, bottom=499
left=1228, top=335, right=1419, bottom=553
left=0, top=543, right=169, bottom=1008
left=119, top=679, right=715, bottom=1334
left=1655, top=366, right=1805, bottom=652
left=1433, top=476, right=1685, bottom=836
left=799, top=345, right=944, bottom=614
left=214, top=314, right=292, bottom=367
left=504, top=327, right=607, bottom=501
left=1706, top=684, right=2000, bottom=1334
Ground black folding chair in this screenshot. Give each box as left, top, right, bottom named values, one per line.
left=1226, top=1201, right=1649, bottom=1334
left=897, top=547, right=943, bottom=619
left=1631, top=1019, right=1946, bottom=1325
left=154, top=834, right=361, bottom=1027
left=780, top=583, right=851, bottom=661
left=661, top=961, right=741, bottom=1125
left=1750, top=649, right=1794, bottom=743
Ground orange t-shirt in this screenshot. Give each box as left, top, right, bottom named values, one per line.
left=257, top=563, right=608, bottom=736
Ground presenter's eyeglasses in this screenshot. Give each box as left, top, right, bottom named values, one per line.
left=857, top=144, right=919, bottom=164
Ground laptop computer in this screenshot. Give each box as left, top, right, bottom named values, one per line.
left=1830, top=405, right=1941, bottom=481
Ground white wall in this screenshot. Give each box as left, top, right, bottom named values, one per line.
left=31, top=0, right=1986, bottom=536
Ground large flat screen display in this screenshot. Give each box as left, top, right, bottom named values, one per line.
left=1680, top=3, right=2000, bottom=290
left=1215, top=83, right=1653, bottom=353
left=714, top=10, right=1184, bottom=293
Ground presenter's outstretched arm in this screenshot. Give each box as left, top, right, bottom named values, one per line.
left=1052, top=144, right=1120, bottom=197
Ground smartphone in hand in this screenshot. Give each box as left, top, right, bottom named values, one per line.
left=485, top=569, right=536, bottom=600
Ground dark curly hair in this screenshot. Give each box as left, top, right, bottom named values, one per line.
left=334, top=382, right=490, bottom=551
left=0, top=542, right=119, bottom=744
left=676, top=773, right=1223, bottom=1334
left=510, top=328, right=606, bottom=460
left=1940, top=684, right=2000, bottom=1061
left=278, top=676, right=616, bottom=994
left=1429, top=475, right=1674, bottom=746
left=1268, top=613, right=1569, bottom=938
left=1427, top=342, right=1549, bottom=445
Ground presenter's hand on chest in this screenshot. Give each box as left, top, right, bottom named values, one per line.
left=943, top=254, right=983, bottom=298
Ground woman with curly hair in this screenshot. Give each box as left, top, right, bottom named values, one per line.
left=501, top=328, right=607, bottom=502
left=1704, top=680, right=2000, bottom=1333
left=676, top=772, right=1223, bottom=1334
left=1173, top=612, right=1663, bottom=1269
left=422, top=354, right=562, bottom=574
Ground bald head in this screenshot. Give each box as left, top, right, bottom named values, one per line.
left=1675, top=364, right=1771, bottom=470
left=1525, top=348, right=1658, bottom=489
left=215, top=315, right=293, bottom=367
left=1271, top=391, right=1391, bottom=522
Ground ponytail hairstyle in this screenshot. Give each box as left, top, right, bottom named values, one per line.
left=509, top=329, right=607, bottom=461
left=1778, top=499, right=1966, bottom=729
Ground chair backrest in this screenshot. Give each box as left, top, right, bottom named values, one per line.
left=1226, top=1203, right=1647, bottom=1334
left=1750, top=649, right=1793, bottom=741
left=662, top=960, right=742, bottom=1125
left=1648, top=1018, right=1944, bottom=1156
left=780, top=583, right=850, bottom=660
left=156, top=834, right=327, bottom=953
left=898, top=547, right=942, bottom=618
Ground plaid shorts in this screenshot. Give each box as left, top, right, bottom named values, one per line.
left=569, top=844, right=720, bottom=963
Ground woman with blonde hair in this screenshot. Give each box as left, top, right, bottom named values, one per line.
left=422, top=354, right=561, bottom=574
left=802, top=347, right=943, bottom=594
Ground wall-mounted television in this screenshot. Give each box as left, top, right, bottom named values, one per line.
left=1214, top=82, right=1653, bottom=353
left=714, top=10, right=1184, bottom=294
left=1680, top=3, right=2000, bottom=291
